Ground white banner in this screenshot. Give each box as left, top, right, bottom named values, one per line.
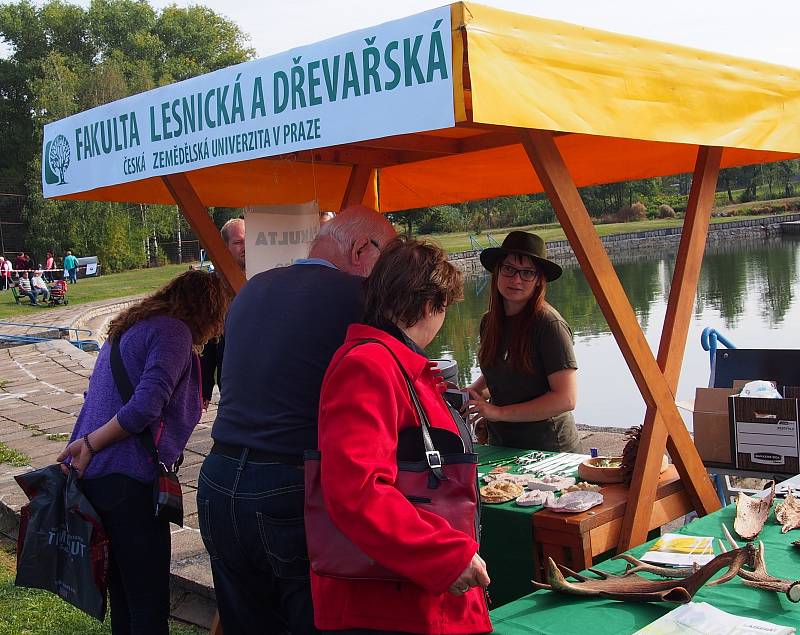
left=245, top=202, right=321, bottom=276
left=42, top=7, right=453, bottom=198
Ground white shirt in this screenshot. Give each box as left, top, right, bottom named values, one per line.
left=31, top=275, right=47, bottom=290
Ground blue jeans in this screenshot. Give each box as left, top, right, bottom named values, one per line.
left=32, top=287, right=49, bottom=303
left=197, top=451, right=317, bottom=635
left=68, top=267, right=78, bottom=284
left=81, top=474, right=170, bottom=635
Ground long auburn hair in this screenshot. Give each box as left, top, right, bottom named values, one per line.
left=107, top=270, right=232, bottom=350
left=478, top=255, right=549, bottom=373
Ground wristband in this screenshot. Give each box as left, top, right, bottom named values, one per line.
left=83, top=433, right=98, bottom=458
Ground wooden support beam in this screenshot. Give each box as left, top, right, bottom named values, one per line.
left=358, top=133, right=460, bottom=154
left=340, top=165, right=372, bottom=210
left=518, top=129, right=720, bottom=536
left=617, top=146, right=723, bottom=551
left=162, top=174, right=246, bottom=293
left=458, top=130, right=520, bottom=154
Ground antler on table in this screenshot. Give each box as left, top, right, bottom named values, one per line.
left=610, top=553, right=699, bottom=579
left=531, top=546, right=752, bottom=604
left=719, top=523, right=800, bottom=603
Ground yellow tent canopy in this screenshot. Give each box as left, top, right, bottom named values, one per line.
left=42, top=3, right=800, bottom=561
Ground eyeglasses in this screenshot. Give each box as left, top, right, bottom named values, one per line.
left=499, top=263, right=538, bottom=281
left=369, top=239, right=380, bottom=251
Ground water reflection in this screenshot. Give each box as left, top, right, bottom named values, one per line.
left=429, top=237, right=800, bottom=429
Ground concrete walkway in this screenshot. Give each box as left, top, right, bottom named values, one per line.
left=0, top=297, right=218, bottom=629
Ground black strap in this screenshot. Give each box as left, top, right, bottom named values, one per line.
left=109, top=336, right=160, bottom=463
left=340, top=338, right=447, bottom=481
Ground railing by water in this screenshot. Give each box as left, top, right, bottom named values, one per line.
left=0, top=320, right=100, bottom=351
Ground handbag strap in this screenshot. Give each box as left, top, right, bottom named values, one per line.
left=109, top=336, right=160, bottom=463
left=341, top=338, right=447, bottom=481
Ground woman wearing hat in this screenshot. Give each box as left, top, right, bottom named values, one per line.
left=466, top=231, right=581, bottom=452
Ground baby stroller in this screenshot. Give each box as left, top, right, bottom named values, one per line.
left=48, top=280, right=68, bottom=306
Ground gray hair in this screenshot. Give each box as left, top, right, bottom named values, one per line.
left=312, top=205, right=393, bottom=253
left=220, top=218, right=245, bottom=244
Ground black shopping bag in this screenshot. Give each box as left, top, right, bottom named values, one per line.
left=15, top=465, right=109, bottom=620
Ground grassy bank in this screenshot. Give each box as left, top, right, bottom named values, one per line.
left=0, top=537, right=203, bottom=634
left=418, top=208, right=800, bottom=254
left=0, top=263, right=193, bottom=321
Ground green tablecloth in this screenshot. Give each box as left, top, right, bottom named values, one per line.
left=490, top=503, right=800, bottom=634
left=476, top=445, right=581, bottom=607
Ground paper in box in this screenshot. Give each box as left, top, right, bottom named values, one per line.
left=729, top=388, right=800, bottom=474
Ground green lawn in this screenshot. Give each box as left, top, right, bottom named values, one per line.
left=0, top=538, right=203, bottom=635
left=0, top=263, right=194, bottom=321
left=419, top=208, right=800, bottom=254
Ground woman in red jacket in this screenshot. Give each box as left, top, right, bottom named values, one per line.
left=313, top=238, right=492, bottom=635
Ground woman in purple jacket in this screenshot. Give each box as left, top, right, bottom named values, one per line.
left=57, top=270, right=230, bottom=634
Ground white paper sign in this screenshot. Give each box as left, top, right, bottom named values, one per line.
left=42, top=7, right=453, bottom=198
left=245, top=202, right=321, bottom=276
left=84, top=263, right=98, bottom=276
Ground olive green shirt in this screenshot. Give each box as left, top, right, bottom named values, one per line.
left=480, top=306, right=581, bottom=452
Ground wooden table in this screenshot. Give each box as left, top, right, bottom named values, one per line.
left=532, top=465, right=691, bottom=579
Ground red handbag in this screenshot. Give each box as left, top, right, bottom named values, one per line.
left=304, top=339, right=479, bottom=581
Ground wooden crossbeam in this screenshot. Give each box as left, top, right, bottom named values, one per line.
left=617, top=146, right=723, bottom=550
left=519, top=129, right=720, bottom=538
left=162, top=174, right=246, bottom=292
left=459, top=130, right=520, bottom=153
left=340, top=165, right=373, bottom=210
left=258, top=124, right=530, bottom=169
left=358, top=134, right=461, bottom=154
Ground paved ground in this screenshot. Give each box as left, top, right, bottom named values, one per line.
left=0, top=296, right=628, bottom=630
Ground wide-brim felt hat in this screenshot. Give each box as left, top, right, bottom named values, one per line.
left=479, top=231, right=563, bottom=282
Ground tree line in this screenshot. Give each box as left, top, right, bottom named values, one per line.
left=388, top=162, right=800, bottom=236
left=0, top=0, right=252, bottom=271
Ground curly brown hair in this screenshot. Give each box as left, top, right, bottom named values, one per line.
left=364, top=237, right=463, bottom=327
left=107, top=270, right=232, bottom=349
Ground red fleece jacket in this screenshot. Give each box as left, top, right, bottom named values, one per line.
left=312, top=324, right=492, bottom=634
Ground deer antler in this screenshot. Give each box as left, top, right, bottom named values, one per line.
left=719, top=523, right=800, bottom=603
left=531, top=546, right=751, bottom=603
left=611, top=553, right=699, bottom=579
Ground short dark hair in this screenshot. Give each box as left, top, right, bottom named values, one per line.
left=364, top=237, right=463, bottom=328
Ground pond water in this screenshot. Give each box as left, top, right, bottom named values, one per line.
left=429, top=236, right=800, bottom=430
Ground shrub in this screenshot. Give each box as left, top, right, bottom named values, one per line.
left=616, top=202, right=647, bottom=222
left=657, top=204, right=676, bottom=218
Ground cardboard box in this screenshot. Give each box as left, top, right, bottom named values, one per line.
left=729, top=389, right=800, bottom=474
left=693, top=387, right=738, bottom=466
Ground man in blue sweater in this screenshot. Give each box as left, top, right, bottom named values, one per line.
left=198, top=205, right=396, bottom=635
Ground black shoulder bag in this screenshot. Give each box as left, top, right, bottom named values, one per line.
left=109, top=337, right=184, bottom=527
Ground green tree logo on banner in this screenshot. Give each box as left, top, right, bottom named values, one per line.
left=45, top=135, right=71, bottom=185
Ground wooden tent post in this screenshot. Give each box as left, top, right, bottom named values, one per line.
left=162, top=174, right=246, bottom=293
left=340, top=165, right=373, bottom=210
left=518, top=130, right=720, bottom=539
left=617, top=146, right=723, bottom=550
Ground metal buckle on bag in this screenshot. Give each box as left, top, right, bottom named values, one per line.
left=425, top=450, right=442, bottom=470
